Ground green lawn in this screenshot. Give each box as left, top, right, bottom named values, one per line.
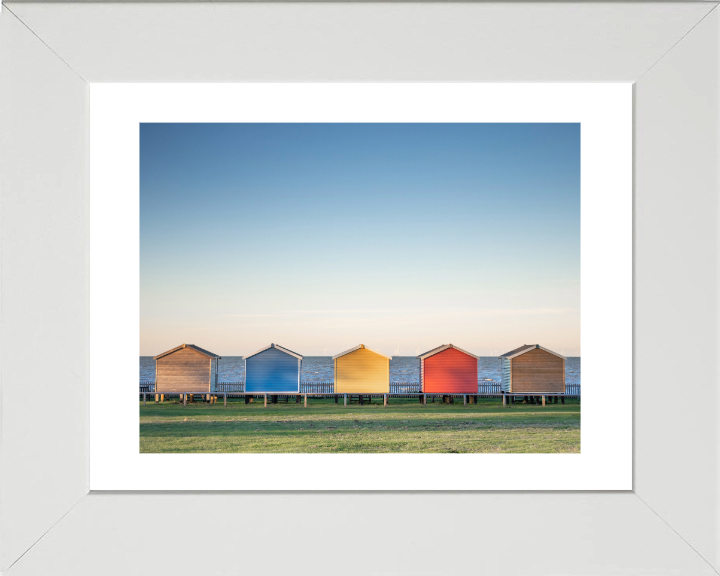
left=140, top=396, right=580, bottom=453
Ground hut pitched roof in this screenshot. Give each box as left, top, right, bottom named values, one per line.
left=332, top=344, right=391, bottom=360
left=499, top=344, right=565, bottom=360
left=417, top=344, right=478, bottom=359
left=153, top=343, right=222, bottom=360
left=244, top=343, right=303, bottom=360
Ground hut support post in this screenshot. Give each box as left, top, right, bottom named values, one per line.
left=542, top=395, right=546, bottom=407
left=344, top=394, right=347, bottom=407
left=384, top=394, right=388, bottom=407
left=463, top=395, right=467, bottom=406
left=502, top=394, right=506, bottom=407
left=224, top=394, right=227, bottom=407
left=183, top=394, right=187, bottom=407
left=143, top=393, right=146, bottom=406
left=264, top=394, right=267, bottom=408
left=304, top=394, right=308, bottom=408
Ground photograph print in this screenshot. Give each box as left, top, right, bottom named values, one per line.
left=139, top=122, right=580, bottom=454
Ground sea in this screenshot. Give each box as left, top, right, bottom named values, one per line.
left=140, top=356, right=581, bottom=384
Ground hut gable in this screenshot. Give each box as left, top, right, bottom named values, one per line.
left=244, top=343, right=303, bottom=394
left=153, top=344, right=221, bottom=393
left=244, top=343, right=302, bottom=360
left=418, top=343, right=478, bottom=360
left=153, top=343, right=221, bottom=360
left=333, top=344, right=390, bottom=394
left=332, top=344, right=391, bottom=360
left=418, top=344, right=478, bottom=394
left=499, top=344, right=565, bottom=360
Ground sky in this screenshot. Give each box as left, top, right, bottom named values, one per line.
left=140, top=123, right=580, bottom=357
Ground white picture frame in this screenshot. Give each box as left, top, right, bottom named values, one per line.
left=1, top=2, right=718, bottom=574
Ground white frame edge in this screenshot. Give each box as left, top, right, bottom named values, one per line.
left=1, top=3, right=718, bottom=575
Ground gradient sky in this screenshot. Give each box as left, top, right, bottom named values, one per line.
left=140, top=123, right=580, bottom=357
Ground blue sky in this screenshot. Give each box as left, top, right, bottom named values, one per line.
left=140, top=123, right=580, bottom=357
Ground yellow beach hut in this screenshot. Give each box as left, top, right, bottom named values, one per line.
left=333, top=344, right=390, bottom=394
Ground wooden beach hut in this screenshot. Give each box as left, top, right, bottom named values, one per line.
left=418, top=344, right=478, bottom=394
left=499, top=344, right=565, bottom=394
left=153, top=344, right=221, bottom=393
left=244, top=343, right=303, bottom=394
left=333, top=344, right=390, bottom=394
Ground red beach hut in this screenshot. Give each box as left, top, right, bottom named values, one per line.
left=418, top=344, right=478, bottom=394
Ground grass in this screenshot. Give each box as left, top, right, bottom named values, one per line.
left=140, top=396, right=580, bottom=453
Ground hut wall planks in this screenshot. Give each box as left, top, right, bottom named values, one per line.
left=245, top=346, right=301, bottom=393
left=509, top=348, right=565, bottom=393
left=334, top=347, right=389, bottom=393
left=422, top=347, right=478, bottom=394
left=156, top=347, right=212, bottom=393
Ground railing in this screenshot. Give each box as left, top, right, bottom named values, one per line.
left=140, top=380, right=581, bottom=396
left=140, top=380, right=155, bottom=393
left=300, top=381, right=334, bottom=394
left=139, top=381, right=244, bottom=393
left=390, top=382, right=421, bottom=394
left=217, top=382, right=244, bottom=392
left=478, top=381, right=501, bottom=395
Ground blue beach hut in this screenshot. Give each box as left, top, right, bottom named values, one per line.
left=244, top=343, right=303, bottom=394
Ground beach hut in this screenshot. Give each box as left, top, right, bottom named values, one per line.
left=244, top=343, right=303, bottom=394
left=418, top=344, right=478, bottom=394
left=153, top=344, right=221, bottom=393
left=333, top=344, right=390, bottom=394
left=499, top=344, right=565, bottom=394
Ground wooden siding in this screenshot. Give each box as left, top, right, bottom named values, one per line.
left=335, top=347, right=389, bottom=393
left=156, top=347, right=212, bottom=392
left=422, top=347, right=477, bottom=393
left=501, top=358, right=511, bottom=393
left=245, top=347, right=301, bottom=393
left=509, top=348, right=565, bottom=393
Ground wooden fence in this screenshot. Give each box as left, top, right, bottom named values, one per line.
left=478, top=381, right=501, bottom=395
left=566, top=382, right=581, bottom=397
left=390, top=382, right=421, bottom=394
left=217, top=382, right=244, bottom=392
left=300, top=382, right=334, bottom=394
left=140, top=380, right=581, bottom=396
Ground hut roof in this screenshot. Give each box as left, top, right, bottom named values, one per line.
left=153, top=343, right=222, bottom=360
left=417, top=344, right=478, bottom=360
left=499, top=344, right=565, bottom=360
left=244, top=343, right=303, bottom=360
left=332, top=344, right=391, bottom=360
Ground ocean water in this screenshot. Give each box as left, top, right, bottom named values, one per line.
left=140, top=355, right=581, bottom=384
